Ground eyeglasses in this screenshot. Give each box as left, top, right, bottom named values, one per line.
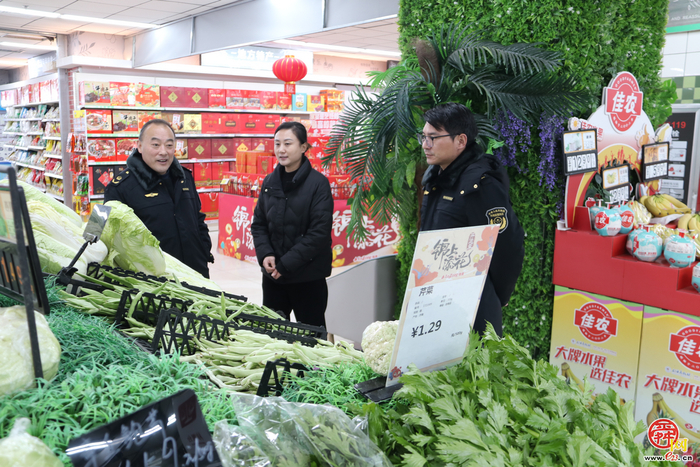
left=416, top=133, right=454, bottom=147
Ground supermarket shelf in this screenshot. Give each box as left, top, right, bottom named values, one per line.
left=15, top=161, right=46, bottom=171
left=4, top=145, right=44, bottom=151
left=88, top=161, right=126, bottom=166
left=17, top=117, right=43, bottom=121
left=44, top=136, right=61, bottom=140
left=90, top=186, right=221, bottom=199
left=81, top=105, right=310, bottom=115
left=181, top=158, right=236, bottom=163
left=87, top=132, right=139, bottom=138
left=45, top=172, right=63, bottom=180
left=4, top=118, right=21, bottom=121
left=88, top=157, right=235, bottom=166
left=2, top=131, right=22, bottom=135
left=20, top=183, right=45, bottom=192
left=8, top=101, right=59, bottom=107
left=86, top=132, right=274, bottom=138
left=47, top=192, right=64, bottom=201
left=45, top=153, right=62, bottom=159
left=42, top=118, right=61, bottom=122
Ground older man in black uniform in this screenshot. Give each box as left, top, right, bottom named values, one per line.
left=104, top=119, right=213, bottom=277
left=419, top=103, right=525, bottom=337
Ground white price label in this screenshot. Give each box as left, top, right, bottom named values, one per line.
left=645, top=163, right=667, bottom=180
left=609, top=186, right=629, bottom=204
left=566, top=153, right=597, bottom=174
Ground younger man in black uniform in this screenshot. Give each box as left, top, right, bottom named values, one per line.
left=104, top=119, right=213, bottom=277
left=419, top=103, right=524, bottom=336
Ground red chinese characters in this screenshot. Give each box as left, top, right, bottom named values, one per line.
left=669, top=326, right=700, bottom=372
left=573, top=303, right=619, bottom=342
left=603, top=72, right=644, bottom=133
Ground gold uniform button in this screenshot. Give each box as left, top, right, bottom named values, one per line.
left=432, top=187, right=436, bottom=191
left=460, top=190, right=464, bottom=194
left=473, top=184, right=478, bottom=189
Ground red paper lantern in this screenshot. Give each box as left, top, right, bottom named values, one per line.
left=272, top=55, right=307, bottom=94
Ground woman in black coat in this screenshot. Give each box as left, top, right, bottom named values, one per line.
left=251, top=122, right=333, bottom=327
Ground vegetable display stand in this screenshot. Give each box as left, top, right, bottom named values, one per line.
left=152, top=308, right=326, bottom=356
left=80, top=262, right=248, bottom=302
left=256, top=358, right=308, bottom=397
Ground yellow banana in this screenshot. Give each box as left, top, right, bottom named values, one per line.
left=661, top=194, right=692, bottom=214
left=678, top=213, right=693, bottom=231
left=640, top=195, right=649, bottom=206
left=647, top=393, right=663, bottom=427
left=656, top=396, right=700, bottom=443
left=644, top=196, right=662, bottom=217
left=689, top=215, right=700, bottom=234
left=561, top=363, right=584, bottom=392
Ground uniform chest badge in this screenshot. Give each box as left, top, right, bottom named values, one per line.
left=145, top=193, right=159, bottom=198
left=486, top=207, right=508, bottom=232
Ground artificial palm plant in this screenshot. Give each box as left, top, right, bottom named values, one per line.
left=324, top=23, right=590, bottom=239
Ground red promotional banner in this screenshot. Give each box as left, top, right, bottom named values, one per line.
left=217, top=194, right=400, bottom=267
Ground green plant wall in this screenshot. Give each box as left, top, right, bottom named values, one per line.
left=397, top=0, right=670, bottom=360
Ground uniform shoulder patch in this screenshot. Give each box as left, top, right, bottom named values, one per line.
left=110, top=171, right=130, bottom=185
left=486, top=207, right=508, bottom=233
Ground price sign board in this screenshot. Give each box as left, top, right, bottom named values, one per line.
left=386, top=224, right=499, bottom=387
left=601, top=164, right=631, bottom=204
left=641, top=141, right=670, bottom=182
left=67, top=389, right=222, bottom=467
left=562, top=129, right=598, bottom=176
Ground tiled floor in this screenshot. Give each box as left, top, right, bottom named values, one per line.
left=207, top=229, right=264, bottom=305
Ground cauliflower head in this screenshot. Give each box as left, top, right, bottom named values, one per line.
left=361, top=320, right=399, bottom=375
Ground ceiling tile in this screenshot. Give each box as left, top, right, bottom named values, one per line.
left=57, top=2, right=131, bottom=15
left=105, top=7, right=175, bottom=22
left=75, top=0, right=151, bottom=6
left=131, top=1, right=202, bottom=13
left=9, top=0, right=74, bottom=7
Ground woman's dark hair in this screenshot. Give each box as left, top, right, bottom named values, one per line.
left=275, top=121, right=308, bottom=146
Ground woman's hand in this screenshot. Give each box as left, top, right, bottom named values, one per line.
left=263, top=256, right=276, bottom=274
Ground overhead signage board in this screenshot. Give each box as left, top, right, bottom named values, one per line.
left=667, top=0, right=700, bottom=33
left=201, top=46, right=313, bottom=73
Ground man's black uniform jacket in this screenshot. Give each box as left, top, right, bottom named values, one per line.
left=104, top=151, right=212, bottom=278
left=421, top=142, right=525, bottom=336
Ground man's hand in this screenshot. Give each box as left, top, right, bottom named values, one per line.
left=262, top=256, right=276, bottom=274
left=271, top=269, right=282, bottom=280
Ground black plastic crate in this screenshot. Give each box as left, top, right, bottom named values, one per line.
left=114, top=289, right=193, bottom=328
left=152, top=309, right=327, bottom=356
left=234, top=313, right=327, bottom=342
left=85, top=262, right=248, bottom=302
left=256, top=358, right=308, bottom=397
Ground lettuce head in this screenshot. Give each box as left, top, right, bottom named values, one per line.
left=102, top=201, right=166, bottom=276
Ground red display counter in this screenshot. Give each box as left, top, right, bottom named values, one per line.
left=553, top=227, right=700, bottom=316
left=217, top=193, right=400, bottom=268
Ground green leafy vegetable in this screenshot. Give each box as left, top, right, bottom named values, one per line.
left=358, top=324, right=666, bottom=466
left=101, top=201, right=166, bottom=276
left=0, top=306, right=61, bottom=397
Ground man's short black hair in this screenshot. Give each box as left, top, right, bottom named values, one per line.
left=423, top=102, right=478, bottom=142
left=139, top=118, right=176, bottom=141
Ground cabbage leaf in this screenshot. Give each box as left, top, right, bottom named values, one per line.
left=101, top=201, right=166, bottom=276
left=0, top=306, right=61, bottom=397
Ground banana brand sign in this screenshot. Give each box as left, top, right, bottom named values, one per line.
left=636, top=307, right=700, bottom=451
left=550, top=286, right=643, bottom=404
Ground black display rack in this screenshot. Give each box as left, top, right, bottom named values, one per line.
left=256, top=358, right=308, bottom=397
left=0, top=167, right=51, bottom=381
